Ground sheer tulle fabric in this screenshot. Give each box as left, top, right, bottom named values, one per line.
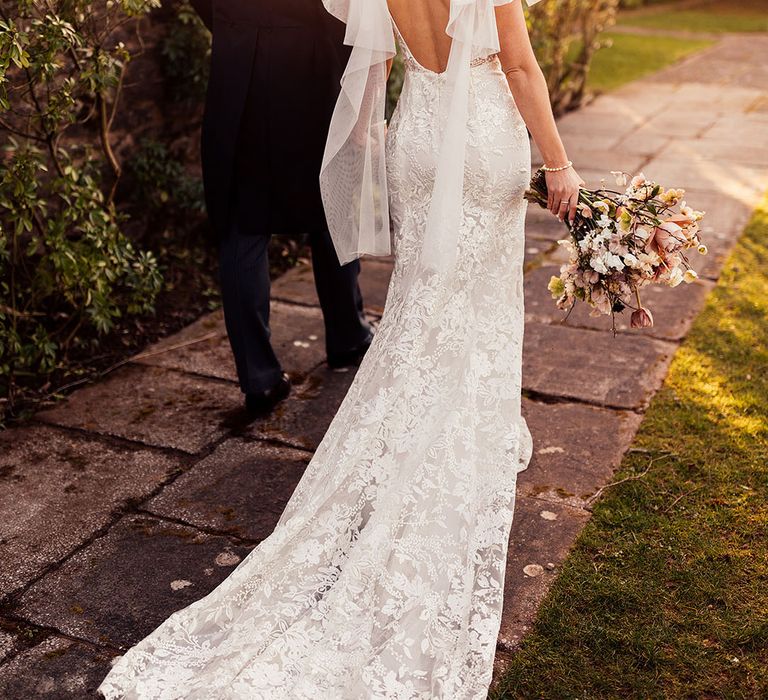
left=320, top=0, right=395, bottom=264
left=320, top=0, right=540, bottom=273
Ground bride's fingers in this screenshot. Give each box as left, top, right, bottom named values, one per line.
left=551, top=192, right=564, bottom=216
left=557, top=198, right=569, bottom=221
left=569, top=192, right=579, bottom=222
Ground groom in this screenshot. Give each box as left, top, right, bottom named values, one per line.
left=190, top=0, right=374, bottom=415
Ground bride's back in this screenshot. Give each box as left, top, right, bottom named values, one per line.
left=387, top=0, right=452, bottom=73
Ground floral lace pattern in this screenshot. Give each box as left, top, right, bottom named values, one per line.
left=100, top=26, right=531, bottom=700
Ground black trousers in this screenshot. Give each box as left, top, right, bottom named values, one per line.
left=218, top=219, right=371, bottom=395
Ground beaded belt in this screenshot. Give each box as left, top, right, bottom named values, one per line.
left=470, top=53, right=498, bottom=68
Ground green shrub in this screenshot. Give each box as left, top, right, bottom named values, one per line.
left=161, top=1, right=211, bottom=103
left=0, top=1, right=163, bottom=417
left=528, top=0, right=620, bottom=114
left=128, top=138, right=205, bottom=215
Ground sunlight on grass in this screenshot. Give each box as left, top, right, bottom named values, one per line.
left=585, top=32, right=714, bottom=92
left=619, top=0, right=768, bottom=33
left=493, top=196, right=768, bottom=698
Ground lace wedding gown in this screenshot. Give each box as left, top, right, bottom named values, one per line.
left=100, top=21, right=532, bottom=700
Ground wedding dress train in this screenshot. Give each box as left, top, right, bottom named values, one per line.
left=100, top=18, right=532, bottom=700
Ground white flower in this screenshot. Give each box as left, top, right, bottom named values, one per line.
left=597, top=214, right=613, bottom=230
left=698, top=244, right=708, bottom=255
left=604, top=252, right=625, bottom=271
left=590, top=256, right=608, bottom=274
left=636, top=251, right=661, bottom=273
left=611, top=171, right=628, bottom=187
left=668, top=267, right=684, bottom=287
left=623, top=252, right=640, bottom=268
left=683, top=269, right=699, bottom=283
left=631, top=172, right=647, bottom=188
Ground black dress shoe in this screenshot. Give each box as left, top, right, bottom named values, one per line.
left=245, top=374, right=291, bottom=416
left=327, top=332, right=375, bottom=370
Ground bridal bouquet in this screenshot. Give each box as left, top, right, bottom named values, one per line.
left=525, top=169, right=707, bottom=330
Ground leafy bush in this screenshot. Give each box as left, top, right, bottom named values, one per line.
left=128, top=138, right=205, bottom=215
left=0, top=1, right=164, bottom=417
left=528, top=0, right=619, bottom=114
left=161, top=1, right=211, bottom=103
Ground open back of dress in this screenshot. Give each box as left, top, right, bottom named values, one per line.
left=388, top=0, right=453, bottom=73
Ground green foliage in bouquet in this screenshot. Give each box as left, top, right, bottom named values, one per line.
left=0, top=1, right=163, bottom=416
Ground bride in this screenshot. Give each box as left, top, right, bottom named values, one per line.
left=100, top=0, right=582, bottom=697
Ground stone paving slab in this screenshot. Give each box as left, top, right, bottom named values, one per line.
left=358, top=259, right=394, bottom=316
left=683, top=188, right=755, bottom=280
left=0, top=635, right=112, bottom=699
left=665, top=136, right=768, bottom=168
left=519, top=399, right=643, bottom=509
left=524, top=265, right=715, bottom=342
left=646, top=36, right=768, bottom=91
left=641, top=153, right=768, bottom=197
left=246, top=365, right=357, bottom=452
left=270, top=261, right=316, bottom=307
left=703, top=116, right=768, bottom=144
left=37, top=365, right=237, bottom=455
left=499, top=497, right=591, bottom=650
left=13, top=515, right=253, bottom=649
left=0, top=631, right=14, bottom=665
left=524, top=205, right=571, bottom=243
left=273, top=258, right=392, bottom=316
left=555, top=108, right=645, bottom=142
left=146, top=440, right=309, bottom=541
left=134, top=302, right=328, bottom=384
left=531, top=143, right=647, bottom=176
left=522, top=322, right=675, bottom=410
left=0, top=425, right=179, bottom=598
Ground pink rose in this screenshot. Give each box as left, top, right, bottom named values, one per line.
left=647, top=221, right=685, bottom=255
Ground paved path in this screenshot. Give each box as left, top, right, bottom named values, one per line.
left=1, top=33, right=766, bottom=697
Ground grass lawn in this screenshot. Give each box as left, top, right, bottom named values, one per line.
left=585, top=32, right=714, bottom=92
left=619, top=0, right=768, bottom=33
left=493, top=197, right=768, bottom=698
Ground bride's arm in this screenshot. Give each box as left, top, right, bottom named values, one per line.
left=496, top=1, right=584, bottom=222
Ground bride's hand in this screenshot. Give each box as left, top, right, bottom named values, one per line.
left=545, top=167, right=585, bottom=223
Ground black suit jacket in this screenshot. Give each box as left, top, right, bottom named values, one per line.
left=190, top=0, right=350, bottom=237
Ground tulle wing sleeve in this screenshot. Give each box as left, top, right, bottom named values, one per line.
left=320, top=0, right=396, bottom=265
left=321, top=0, right=541, bottom=271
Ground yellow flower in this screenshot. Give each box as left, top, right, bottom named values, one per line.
left=548, top=275, right=565, bottom=299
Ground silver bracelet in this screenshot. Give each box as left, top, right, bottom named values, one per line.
left=541, top=160, right=573, bottom=173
